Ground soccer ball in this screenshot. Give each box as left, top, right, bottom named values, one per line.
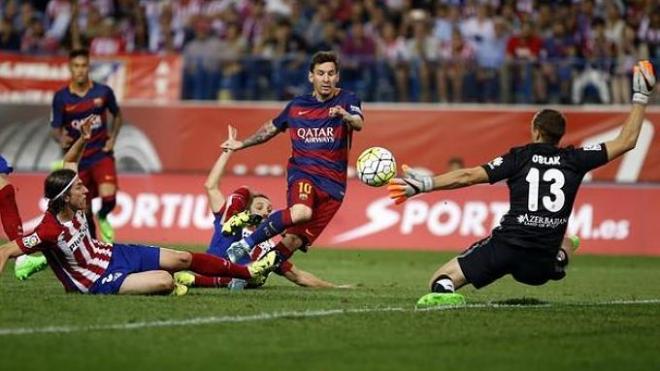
left=356, top=147, right=397, bottom=187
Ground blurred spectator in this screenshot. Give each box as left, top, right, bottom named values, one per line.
left=405, top=12, right=437, bottom=102
left=460, top=4, right=494, bottom=52
left=0, top=16, right=20, bottom=51
left=375, top=21, right=410, bottom=101
left=45, top=0, right=72, bottom=41
left=217, top=22, right=247, bottom=100
left=540, top=22, right=577, bottom=104
left=611, top=24, right=638, bottom=105
left=638, top=9, right=660, bottom=62
left=182, top=16, right=223, bottom=100
left=313, top=21, right=342, bottom=53
left=572, top=18, right=612, bottom=104
left=341, top=22, right=376, bottom=100
left=21, top=16, right=51, bottom=54
left=506, top=21, right=543, bottom=103
left=263, top=19, right=308, bottom=99
left=432, top=4, right=459, bottom=45
left=89, top=19, right=125, bottom=55
left=243, top=0, right=272, bottom=50
left=437, top=28, right=474, bottom=102
left=476, top=17, right=508, bottom=103
left=305, top=4, right=332, bottom=48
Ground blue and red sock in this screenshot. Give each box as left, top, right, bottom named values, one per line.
left=245, top=209, right=293, bottom=247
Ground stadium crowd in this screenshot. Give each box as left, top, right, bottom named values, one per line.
left=0, top=0, right=658, bottom=104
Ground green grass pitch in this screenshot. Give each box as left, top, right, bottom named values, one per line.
left=1, top=247, right=659, bottom=371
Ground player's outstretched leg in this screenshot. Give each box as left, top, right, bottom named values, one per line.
left=161, top=249, right=279, bottom=282
left=174, top=272, right=233, bottom=288
left=14, top=255, right=48, bottom=280
left=0, top=176, right=48, bottom=280
left=416, top=258, right=467, bottom=308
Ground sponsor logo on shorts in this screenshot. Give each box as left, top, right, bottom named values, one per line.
left=22, top=233, right=41, bottom=249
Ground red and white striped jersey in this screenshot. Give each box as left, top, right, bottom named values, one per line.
left=17, top=211, right=113, bottom=293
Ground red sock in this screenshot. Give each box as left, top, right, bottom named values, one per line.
left=275, top=242, right=294, bottom=259
left=0, top=185, right=23, bottom=240
left=193, top=274, right=232, bottom=288
left=189, top=253, right=252, bottom=279
left=224, top=187, right=250, bottom=217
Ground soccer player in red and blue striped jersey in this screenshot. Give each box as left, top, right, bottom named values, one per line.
left=222, top=51, right=364, bottom=263
left=50, top=49, right=122, bottom=243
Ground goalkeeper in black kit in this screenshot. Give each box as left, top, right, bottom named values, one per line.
left=387, top=61, right=656, bottom=307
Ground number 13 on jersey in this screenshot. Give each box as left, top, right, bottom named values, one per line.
left=525, top=167, right=565, bottom=212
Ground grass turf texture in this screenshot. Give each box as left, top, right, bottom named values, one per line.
left=1, top=248, right=659, bottom=371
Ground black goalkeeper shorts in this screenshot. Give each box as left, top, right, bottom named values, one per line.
left=457, top=236, right=565, bottom=289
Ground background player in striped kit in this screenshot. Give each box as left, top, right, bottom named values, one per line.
left=50, top=49, right=121, bottom=243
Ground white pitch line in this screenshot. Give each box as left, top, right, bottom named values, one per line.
left=1, top=299, right=659, bottom=336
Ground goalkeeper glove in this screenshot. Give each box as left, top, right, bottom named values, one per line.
left=387, top=165, right=434, bottom=205
left=632, top=60, right=656, bottom=105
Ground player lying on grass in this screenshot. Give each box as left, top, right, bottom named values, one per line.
left=388, top=60, right=656, bottom=307
left=0, top=121, right=279, bottom=296
left=175, top=126, right=348, bottom=290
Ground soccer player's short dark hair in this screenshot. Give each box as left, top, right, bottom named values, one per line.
left=533, top=109, right=566, bottom=145
left=45, top=169, right=77, bottom=213
left=69, top=49, right=90, bottom=60
left=309, top=51, right=340, bottom=72
left=250, top=193, right=270, bottom=203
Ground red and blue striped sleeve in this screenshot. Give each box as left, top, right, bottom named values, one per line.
left=272, top=101, right=293, bottom=130
left=50, top=91, right=64, bottom=128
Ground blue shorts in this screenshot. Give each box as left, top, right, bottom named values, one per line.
left=89, top=244, right=161, bottom=295
left=0, top=155, right=13, bottom=174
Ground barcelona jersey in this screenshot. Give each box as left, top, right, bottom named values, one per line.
left=51, top=82, right=120, bottom=170
left=272, top=89, right=363, bottom=200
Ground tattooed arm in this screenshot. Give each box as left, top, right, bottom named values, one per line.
left=221, top=121, right=281, bottom=151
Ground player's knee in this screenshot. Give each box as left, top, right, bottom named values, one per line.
left=282, top=234, right=304, bottom=250
left=289, top=205, right=312, bottom=223
left=155, top=271, right=175, bottom=293
left=175, top=251, right=193, bottom=269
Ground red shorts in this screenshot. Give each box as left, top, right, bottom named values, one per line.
left=286, top=178, right=342, bottom=249
left=78, top=156, right=118, bottom=199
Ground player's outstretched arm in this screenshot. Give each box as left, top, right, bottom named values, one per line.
left=62, top=120, right=92, bottom=171
left=0, top=241, right=23, bottom=275
left=387, top=165, right=489, bottom=205
left=284, top=266, right=350, bottom=288
left=205, top=126, right=237, bottom=213
left=604, top=60, right=655, bottom=162
left=221, top=121, right=280, bottom=151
